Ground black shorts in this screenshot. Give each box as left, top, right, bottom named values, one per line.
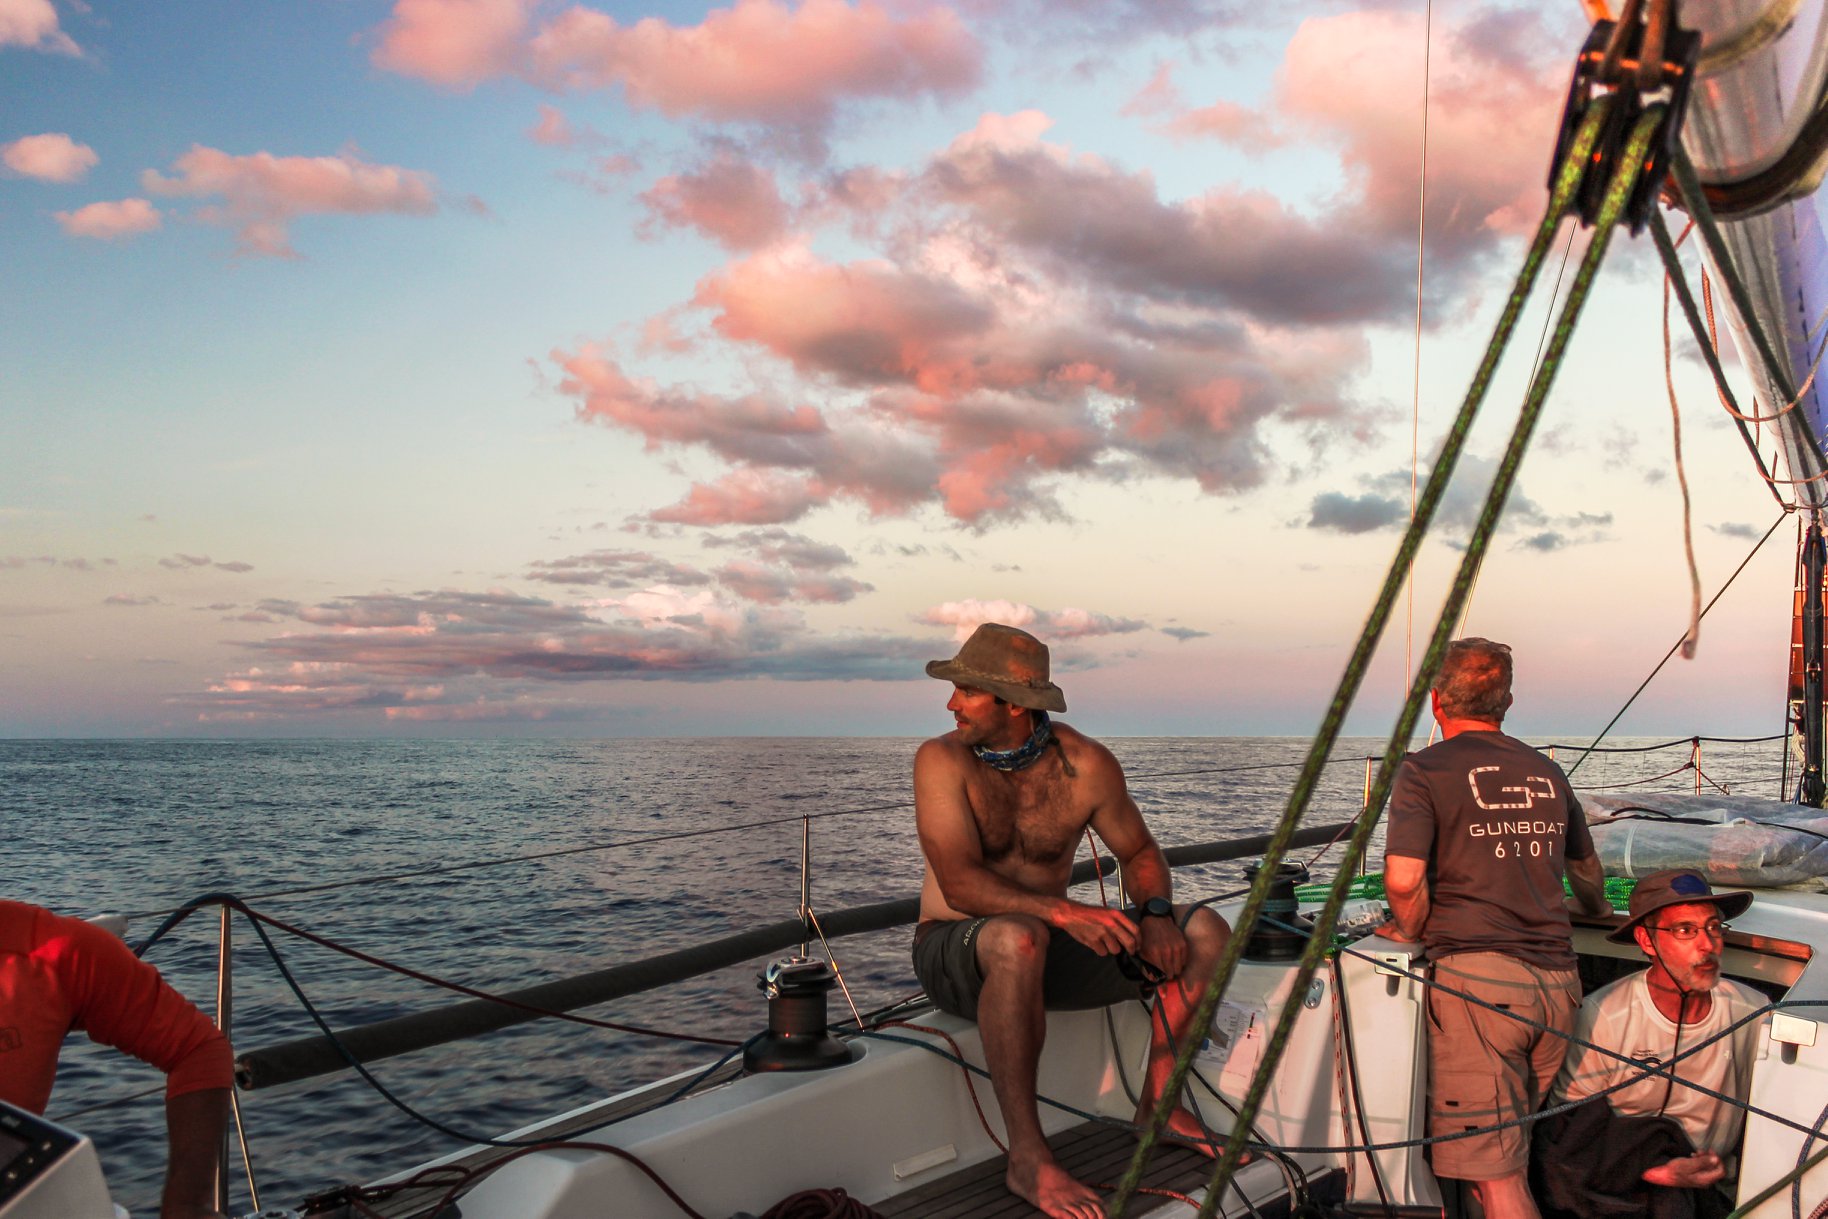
left=911, top=916, right=1145, bottom=1021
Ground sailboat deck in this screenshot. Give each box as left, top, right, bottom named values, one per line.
left=871, top=1121, right=1213, bottom=1217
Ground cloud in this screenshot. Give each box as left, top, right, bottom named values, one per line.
left=142, top=146, right=440, bottom=257
left=527, top=103, right=576, bottom=147
left=1306, top=490, right=1405, bottom=534
left=185, top=587, right=942, bottom=722
left=55, top=198, right=162, bottom=241
left=525, top=549, right=715, bottom=588
left=3, top=554, right=113, bottom=570
left=1275, top=7, right=1575, bottom=259
left=928, top=111, right=1406, bottom=326
left=3, top=133, right=97, bottom=183
left=559, top=106, right=1387, bottom=527
left=1122, top=64, right=1283, bottom=152
left=0, top=0, right=78, bottom=54
left=1710, top=521, right=1763, bottom=540
left=373, top=0, right=530, bottom=88
left=702, top=527, right=853, bottom=570
left=640, top=149, right=791, bottom=249
left=1161, top=625, right=1210, bottom=641
left=104, top=594, right=164, bottom=607
left=712, top=557, right=872, bottom=603
left=374, top=0, right=981, bottom=140
left=1307, top=454, right=1611, bottom=548
left=215, top=560, right=255, bottom=573
left=159, top=553, right=213, bottom=569
left=917, top=598, right=1147, bottom=641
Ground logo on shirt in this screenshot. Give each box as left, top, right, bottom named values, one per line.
left=0, top=1027, right=18, bottom=1054
left=1466, top=766, right=1558, bottom=811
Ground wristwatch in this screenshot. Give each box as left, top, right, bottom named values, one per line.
left=1141, top=896, right=1173, bottom=920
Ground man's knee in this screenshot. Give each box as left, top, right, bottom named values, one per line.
left=1180, top=905, right=1228, bottom=960
left=976, top=914, right=1051, bottom=974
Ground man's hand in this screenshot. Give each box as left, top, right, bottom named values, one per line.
left=1373, top=918, right=1417, bottom=943
left=1642, top=1151, right=1725, bottom=1190
left=1051, top=902, right=1140, bottom=956
left=1136, top=913, right=1187, bottom=980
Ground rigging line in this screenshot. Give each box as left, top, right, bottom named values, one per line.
left=119, top=757, right=1367, bottom=920
left=1701, top=270, right=1828, bottom=427
left=804, top=906, right=864, bottom=1031
left=1408, top=0, right=1435, bottom=686
left=1461, top=222, right=1581, bottom=640
left=140, top=896, right=746, bottom=1047
left=1113, top=97, right=1640, bottom=1219
left=1664, top=261, right=1704, bottom=657
left=1190, top=104, right=1668, bottom=1219
left=1649, top=212, right=1788, bottom=508
left=120, top=802, right=910, bottom=918
left=1566, top=510, right=1790, bottom=775
left=1542, top=732, right=1787, bottom=751
left=1671, top=149, right=1828, bottom=478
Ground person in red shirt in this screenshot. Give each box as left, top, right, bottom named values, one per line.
left=1, top=900, right=233, bottom=1219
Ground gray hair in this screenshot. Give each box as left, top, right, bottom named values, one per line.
left=1435, top=637, right=1513, bottom=722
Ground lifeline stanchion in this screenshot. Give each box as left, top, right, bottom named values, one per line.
left=1109, top=92, right=1627, bottom=1216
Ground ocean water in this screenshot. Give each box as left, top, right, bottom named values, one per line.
left=0, top=733, right=1789, bottom=1216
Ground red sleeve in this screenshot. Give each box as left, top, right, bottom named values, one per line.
left=49, top=912, right=234, bottom=1099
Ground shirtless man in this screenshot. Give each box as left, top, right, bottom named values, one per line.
left=912, top=623, right=1232, bottom=1219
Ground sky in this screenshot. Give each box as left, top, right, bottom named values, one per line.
left=0, top=0, right=1807, bottom=739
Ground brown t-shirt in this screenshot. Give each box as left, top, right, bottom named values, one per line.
left=1385, top=731, right=1594, bottom=969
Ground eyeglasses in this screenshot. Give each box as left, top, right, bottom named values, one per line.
left=1647, top=920, right=1729, bottom=941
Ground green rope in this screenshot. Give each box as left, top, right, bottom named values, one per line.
left=1189, top=106, right=1665, bottom=1219
left=1723, top=1143, right=1828, bottom=1219
left=1106, top=93, right=1619, bottom=1217
left=1647, top=209, right=1786, bottom=506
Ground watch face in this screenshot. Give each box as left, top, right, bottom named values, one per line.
left=1144, top=897, right=1172, bottom=919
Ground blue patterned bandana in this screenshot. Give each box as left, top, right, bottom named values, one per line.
left=974, top=711, right=1053, bottom=772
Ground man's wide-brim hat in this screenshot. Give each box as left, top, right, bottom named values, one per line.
left=1606, top=867, right=1753, bottom=943
left=926, top=623, right=1067, bottom=712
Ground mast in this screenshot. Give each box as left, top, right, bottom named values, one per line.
left=1793, top=518, right=1827, bottom=805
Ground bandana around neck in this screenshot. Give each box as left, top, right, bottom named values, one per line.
left=974, top=710, right=1053, bottom=772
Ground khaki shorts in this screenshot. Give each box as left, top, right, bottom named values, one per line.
left=911, top=916, right=1143, bottom=1022
left=1426, top=951, right=1580, bottom=1181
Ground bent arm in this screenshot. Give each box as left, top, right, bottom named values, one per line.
left=1382, top=854, right=1430, bottom=941
left=1565, top=851, right=1611, bottom=917
left=161, top=1087, right=229, bottom=1219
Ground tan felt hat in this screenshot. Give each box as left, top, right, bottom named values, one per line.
left=925, top=623, right=1067, bottom=712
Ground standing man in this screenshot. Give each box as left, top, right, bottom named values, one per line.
left=1, top=899, right=234, bottom=1219
left=1536, top=870, right=1765, bottom=1218
left=1380, top=637, right=1612, bottom=1219
left=913, top=623, right=1232, bottom=1219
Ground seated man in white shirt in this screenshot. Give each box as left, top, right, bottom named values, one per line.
left=1540, top=869, right=1767, bottom=1217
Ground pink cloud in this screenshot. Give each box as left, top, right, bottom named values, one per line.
left=3, top=133, right=98, bottom=183
left=0, top=0, right=78, bottom=54
left=55, top=198, right=161, bottom=241
left=918, top=599, right=1146, bottom=641
left=142, top=146, right=440, bottom=257
left=375, top=0, right=981, bottom=135
left=640, top=151, right=792, bottom=249
left=649, top=468, right=823, bottom=526
left=712, top=557, right=871, bottom=603
left=1164, top=101, right=1283, bottom=152
left=372, top=0, right=531, bottom=89
left=527, top=103, right=575, bottom=146
left=185, top=588, right=935, bottom=721
left=1277, top=7, right=1573, bottom=247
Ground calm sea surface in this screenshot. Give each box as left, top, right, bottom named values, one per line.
left=0, top=734, right=1790, bottom=1216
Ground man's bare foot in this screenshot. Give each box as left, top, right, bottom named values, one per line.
left=1007, top=1153, right=1105, bottom=1219
left=1136, top=1104, right=1250, bottom=1164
